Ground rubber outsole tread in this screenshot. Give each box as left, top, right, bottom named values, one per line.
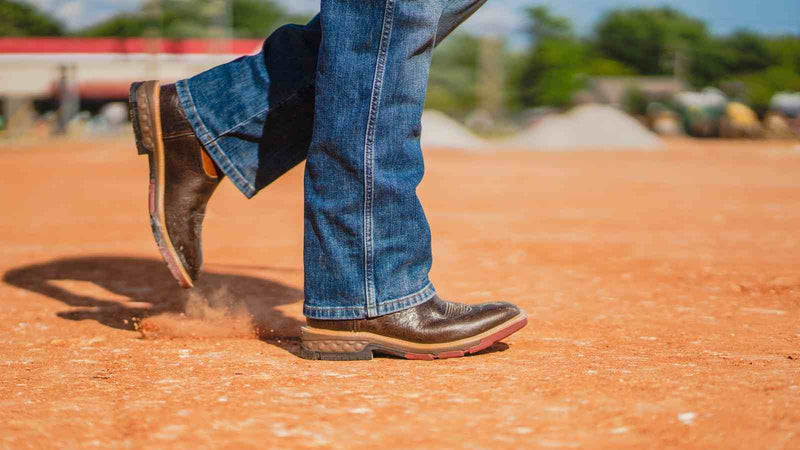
left=300, top=317, right=528, bottom=361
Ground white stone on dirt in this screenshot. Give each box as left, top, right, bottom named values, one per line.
left=678, top=412, right=697, bottom=425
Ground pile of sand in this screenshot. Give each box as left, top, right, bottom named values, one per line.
left=504, top=104, right=663, bottom=151
left=421, top=110, right=488, bottom=151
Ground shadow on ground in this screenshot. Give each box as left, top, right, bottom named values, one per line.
left=3, top=255, right=512, bottom=359
left=2, top=255, right=304, bottom=336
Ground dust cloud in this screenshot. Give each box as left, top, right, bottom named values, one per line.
left=137, top=285, right=300, bottom=340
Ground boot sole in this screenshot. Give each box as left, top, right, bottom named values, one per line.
left=300, top=312, right=528, bottom=361
left=129, top=80, right=194, bottom=289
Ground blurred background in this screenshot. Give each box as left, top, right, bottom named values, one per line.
left=2, top=3, right=800, bottom=444
left=1, top=0, right=798, bottom=145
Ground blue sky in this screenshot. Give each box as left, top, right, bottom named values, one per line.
left=24, top=0, right=800, bottom=37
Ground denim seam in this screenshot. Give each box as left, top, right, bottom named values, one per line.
left=175, top=80, right=256, bottom=197
left=362, top=0, right=396, bottom=318
left=304, top=283, right=434, bottom=311
left=303, top=282, right=436, bottom=319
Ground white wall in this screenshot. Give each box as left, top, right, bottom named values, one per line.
left=0, top=53, right=242, bottom=97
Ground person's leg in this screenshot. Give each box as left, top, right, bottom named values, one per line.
left=302, top=0, right=447, bottom=319
left=300, top=0, right=525, bottom=359
left=175, top=0, right=487, bottom=199
left=129, top=1, right=488, bottom=288
left=174, top=17, right=320, bottom=198
left=132, top=0, right=526, bottom=358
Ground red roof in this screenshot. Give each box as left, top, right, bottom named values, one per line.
left=0, top=37, right=263, bottom=54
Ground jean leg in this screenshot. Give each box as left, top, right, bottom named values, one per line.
left=175, top=17, right=321, bottom=198
left=302, top=0, right=452, bottom=319
left=176, top=0, right=487, bottom=199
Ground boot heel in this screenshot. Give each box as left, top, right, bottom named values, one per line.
left=129, top=81, right=153, bottom=156
left=300, top=339, right=374, bottom=361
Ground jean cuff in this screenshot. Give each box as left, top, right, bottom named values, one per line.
left=303, top=282, right=437, bottom=320
left=175, top=79, right=258, bottom=198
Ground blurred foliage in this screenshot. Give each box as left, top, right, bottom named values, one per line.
left=3, top=0, right=800, bottom=118
left=591, top=7, right=799, bottom=114
left=768, top=37, right=800, bottom=73
left=0, top=0, right=64, bottom=36
left=690, top=31, right=777, bottom=87
left=595, top=7, right=707, bottom=75
left=622, top=86, right=649, bottom=116
left=510, top=38, right=587, bottom=109
left=689, top=31, right=800, bottom=112
left=77, top=14, right=155, bottom=37
left=510, top=5, right=800, bottom=115
left=724, top=31, right=776, bottom=73
left=231, top=0, right=293, bottom=38
left=509, top=7, right=636, bottom=110
left=583, top=57, right=635, bottom=77
left=736, top=67, right=800, bottom=114
left=526, top=6, right=573, bottom=42
left=425, top=34, right=480, bottom=118
left=689, top=38, right=737, bottom=88
left=79, top=0, right=288, bottom=38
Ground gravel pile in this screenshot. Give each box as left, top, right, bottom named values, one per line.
left=421, top=110, right=488, bottom=151
left=504, top=104, right=664, bottom=151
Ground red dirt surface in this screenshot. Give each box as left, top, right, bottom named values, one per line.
left=1, top=136, right=799, bottom=448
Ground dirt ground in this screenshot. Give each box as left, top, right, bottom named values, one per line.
left=1, top=136, right=799, bottom=448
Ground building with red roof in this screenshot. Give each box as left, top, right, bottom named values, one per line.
left=0, top=37, right=262, bottom=99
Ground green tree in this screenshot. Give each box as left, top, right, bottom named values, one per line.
left=79, top=14, right=157, bottom=37
left=425, top=33, right=480, bottom=117
left=512, top=38, right=589, bottom=108
left=724, top=30, right=776, bottom=73
left=509, top=7, right=581, bottom=108
left=688, top=38, right=736, bottom=87
left=690, top=32, right=797, bottom=88
left=767, top=36, right=800, bottom=73
left=230, top=0, right=287, bottom=38
left=0, top=0, right=64, bottom=36
left=510, top=6, right=635, bottom=109
left=595, top=7, right=708, bottom=75
left=526, top=6, right=573, bottom=42
left=583, top=57, right=635, bottom=77
left=737, top=66, right=800, bottom=114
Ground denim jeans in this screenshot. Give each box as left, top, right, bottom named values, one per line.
left=175, top=0, right=487, bottom=319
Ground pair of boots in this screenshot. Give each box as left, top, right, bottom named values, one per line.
left=129, top=81, right=527, bottom=360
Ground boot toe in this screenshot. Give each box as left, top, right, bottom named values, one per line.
left=474, top=301, right=522, bottom=331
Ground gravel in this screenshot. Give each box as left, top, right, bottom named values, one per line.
left=503, top=104, right=664, bottom=151
left=421, top=110, right=488, bottom=151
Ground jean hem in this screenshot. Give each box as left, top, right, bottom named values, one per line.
left=303, top=282, right=436, bottom=320
left=175, top=79, right=258, bottom=199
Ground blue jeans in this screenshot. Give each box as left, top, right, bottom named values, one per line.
left=175, top=0, right=487, bottom=319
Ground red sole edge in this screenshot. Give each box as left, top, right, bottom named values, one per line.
left=403, top=317, right=528, bottom=360
left=468, top=317, right=528, bottom=354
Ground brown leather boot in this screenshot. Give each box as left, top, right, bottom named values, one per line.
left=301, top=296, right=527, bottom=360
left=129, top=80, right=223, bottom=288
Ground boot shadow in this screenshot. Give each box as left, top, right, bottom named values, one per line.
left=2, top=256, right=305, bottom=352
